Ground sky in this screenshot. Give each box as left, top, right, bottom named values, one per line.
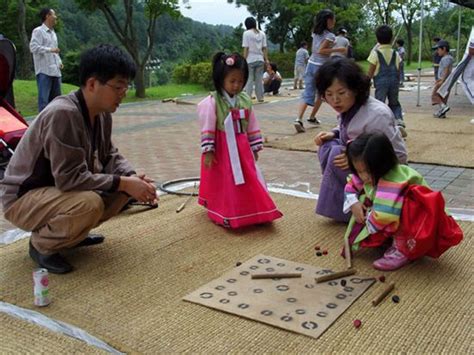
left=179, top=0, right=252, bottom=27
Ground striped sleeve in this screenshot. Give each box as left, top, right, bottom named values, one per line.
left=343, top=174, right=364, bottom=213
left=246, top=109, right=263, bottom=152
left=197, top=95, right=217, bottom=153
left=366, top=179, right=406, bottom=234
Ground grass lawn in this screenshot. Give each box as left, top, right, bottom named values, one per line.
left=12, top=80, right=207, bottom=118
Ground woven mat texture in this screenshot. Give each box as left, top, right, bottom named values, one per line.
left=0, top=312, right=105, bottom=353
left=265, top=113, right=474, bottom=168
left=0, top=193, right=471, bottom=353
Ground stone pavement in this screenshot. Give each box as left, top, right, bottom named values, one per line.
left=0, top=76, right=472, bottom=233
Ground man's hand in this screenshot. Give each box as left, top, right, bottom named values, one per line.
left=253, top=151, right=259, bottom=161
left=314, top=131, right=335, bottom=146
left=351, top=202, right=367, bottom=224
left=51, top=47, right=60, bottom=54
left=119, top=176, right=157, bottom=204
left=204, top=152, right=215, bottom=168
left=333, top=153, right=349, bottom=170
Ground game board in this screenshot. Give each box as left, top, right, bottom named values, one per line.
left=183, top=254, right=375, bottom=339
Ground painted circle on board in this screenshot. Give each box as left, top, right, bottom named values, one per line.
left=215, top=285, right=225, bottom=290
left=317, top=311, right=328, bottom=317
left=302, top=321, right=318, bottom=330
left=326, top=303, right=338, bottom=309
left=296, top=309, right=306, bottom=315
left=200, top=292, right=213, bottom=299
left=258, top=258, right=271, bottom=264
left=276, top=285, right=290, bottom=291
left=219, top=299, right=230, bottom=304
left=253, top=288, right=264, bottom=293
left=261, top=310, right=273, bottom=316
left=281, top=315, right=293, bottom=322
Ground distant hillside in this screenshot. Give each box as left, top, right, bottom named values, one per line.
left=58, top=0, right=240, bottom=65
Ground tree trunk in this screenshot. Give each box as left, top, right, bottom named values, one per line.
left=134, top=64, right=146, bottom=98
left=406, top=24, right=413, bottom=66
left=279, top=42, right=284, bottom=53
left=17, top=0, right=33, bottom=79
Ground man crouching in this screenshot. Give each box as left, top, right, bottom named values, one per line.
left=0, top=45, right=158, bottom=273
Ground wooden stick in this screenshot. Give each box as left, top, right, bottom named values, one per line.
left=344, top=237, right=352, bottom=269
left=176, top=183, right=197, bottom=213
left=315, top=269, right=357, bottom=283
left=372, top=282, right=395, bottom=306
left=251, top=273, right=302, bottom=280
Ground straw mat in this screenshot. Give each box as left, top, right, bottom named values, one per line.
left=265, top=113, right=474, bottom=168
left=0, top=312, right=105, bottom=354
left=0, top=193, right=471, bottom=353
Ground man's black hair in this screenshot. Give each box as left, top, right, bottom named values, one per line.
left=313, top=9, right=334, bottom=35
left=244, top=17, right=257, bottom=30
left=375, top=25, right=393, bottom=45
left=39, top=8, right=52, bottom=23
left=300, top=41, right=307, bottom=48
left=315, top=57, right=370, bottom=107
left=396, top=39, right=404, bottom=47
left=346, top=133, right=398, bottom=184
left=212, top=52, right=248, bottom=95
left=79, top=44, right=136, bottom=86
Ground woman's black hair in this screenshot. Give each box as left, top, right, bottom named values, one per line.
left=313, top=9, right=334, bottom=35
left=346, top=133, right=398, bottom=184
left=315, top=57, right=370, bottom=107
left=244, top=17, right=257, bottom=30
left=212, top=52, right=249, bottom=95
left=79, top=44, right=136, bottom=86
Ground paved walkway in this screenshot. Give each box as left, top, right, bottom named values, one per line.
left=0, top=77, right=472, bottom=233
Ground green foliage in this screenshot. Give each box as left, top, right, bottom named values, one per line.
left=189, top=62, right=213, bottom=89
left=173, top=62, right=213, bottom=89
left=172, top=64, right=192, bottom=84
left=268, top=51, right=295, bottom=78
left=61, top=51, right=81, bottom=86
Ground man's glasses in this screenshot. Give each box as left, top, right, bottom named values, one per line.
left=104, top=82, right=129, bottom=94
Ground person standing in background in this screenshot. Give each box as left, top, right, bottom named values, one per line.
left=331, top=28, right=350, bottom=58
left=293, top=41, right=309, bottom=90
left=396, top=39, right=406, bottom=87
left=30, top=8, right=63, bottom=112
left=242, top=17, right=269, bottom=103
left=432, top=36, right=442, bottom=80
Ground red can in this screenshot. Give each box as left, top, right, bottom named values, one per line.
left=33, top=268, right=50, bottom=306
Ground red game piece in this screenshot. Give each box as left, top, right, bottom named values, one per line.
left=353, top=319, right=362, bottom=328
left=378, top=275, right=386, bottom=282
left=314, top=246, right=321, bottom=251
left=322, top=250, right=328, bottom=255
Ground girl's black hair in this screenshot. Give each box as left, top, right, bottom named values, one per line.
left=346, top=133, right=398, bottom=184
left=212, top=52, right=249, bottom=95
left=268, top=62, right=277, bottom=72
left=313, top=9, right=334, bottom=35
left=244, top=17, right=257, bottom=30
left=315, top=57, right=370, bottom=107
left=79, top=44, right=136, bottom=86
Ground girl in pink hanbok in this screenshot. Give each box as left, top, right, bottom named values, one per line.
left=197, top=52, right=283, bottom=228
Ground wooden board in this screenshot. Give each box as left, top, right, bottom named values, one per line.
left=183, top=254, right=375, bottom=339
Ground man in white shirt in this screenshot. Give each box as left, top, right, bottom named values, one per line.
left=331, top=28, right=350, bottom=58
left=30, top=8, right=63, bottom=112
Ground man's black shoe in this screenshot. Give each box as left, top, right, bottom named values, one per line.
left=75, top=234, right=105, bottom=247
left=29, top=241, right=73, bottom=274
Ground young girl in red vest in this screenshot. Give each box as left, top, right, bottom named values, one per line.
left=197, top=52, right=282, bottom=228
left=343, top=133, right=463, bottom=270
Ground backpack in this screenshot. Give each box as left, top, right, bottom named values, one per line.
left=394, top=185, right=463, bottom=260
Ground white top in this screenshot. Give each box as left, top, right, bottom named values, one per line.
left=331, top=35, right=349, bottom=57
left=242, top=29, right=267, bottom=64
left=29, top=24, right=62, bottom=77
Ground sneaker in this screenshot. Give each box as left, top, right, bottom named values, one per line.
left=438, top=105, right=450, bottom=117
left=306, top=117, right=321, bottom=125
left=373, top=246, right=410, bottom=271
left=294, top=119, right=305, bottom=133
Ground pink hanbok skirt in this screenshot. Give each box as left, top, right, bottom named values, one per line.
left=198, top=130, right=282, bottom=228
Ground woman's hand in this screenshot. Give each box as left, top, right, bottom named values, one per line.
left=351, top=202, right=367, bottom=224
left=204, top=152, right=216, bottom=168
left=333, top=152, right=349, bottom=170
left=314, top=131, right=335, bottom=146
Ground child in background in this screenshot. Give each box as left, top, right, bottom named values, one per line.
left=396, top=39, right=405, bottom=86
left=294, top=9, right=346, bottom=133
left=432, top=36, right=442, bottom=80
left=263, top=62, right=282, bottom=95
left=293, top=41, right=309, bottom=90
left=432, top=40, right=454, bottom=118
left=197, top=52, right=283, bottom=228
left=367, top=25, right=406, bottom=138
left=343, top=133, right=463, bottom=271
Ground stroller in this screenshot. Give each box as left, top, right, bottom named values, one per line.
left=0, top=35, right=28, bottom=178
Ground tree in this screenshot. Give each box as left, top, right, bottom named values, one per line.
left=74, top=0, right=180, bottom=98
left=17, top=0, right=33, bottom=79
left=227, top=0, right=274, bottom=29
left=394, top=0, right=441, bottom=65
left=366, top=0, right=397, bottom=25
